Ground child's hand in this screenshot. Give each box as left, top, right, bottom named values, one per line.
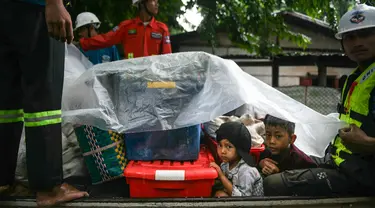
left=259, top=159, right=267, bottom=169
left=210, top=162, right=224, bottom=177
left=259, top=158, right=276, bottom=169
left=261, top=159, right=280, bottom=176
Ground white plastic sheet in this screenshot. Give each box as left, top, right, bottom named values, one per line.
left=62, top=51, right=248, bottom=132
left=15, top=124, right=88, bottom=184
left=62, top=47, right=346, bottom=157
left=62, top=44, right=93, bottom=111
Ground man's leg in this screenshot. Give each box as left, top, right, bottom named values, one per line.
left=263, top=168, right=355, bottom=196
left=0, top=51, right=24, bottom=193
left=0, top=1, right=25, bottom=193
left=14, top=1, right=87, bottom=206
left=13, top=1, right=64, bottom=193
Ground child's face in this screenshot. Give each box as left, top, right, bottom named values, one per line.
left=265, top=125, right=296, bottom=155
left=217, top=139, right=240, bottom=163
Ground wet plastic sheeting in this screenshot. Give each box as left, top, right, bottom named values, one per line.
left=62, top=45, right=345, bottom=157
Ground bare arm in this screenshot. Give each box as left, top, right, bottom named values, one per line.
left=219, top=173, right=234, bottom=196
left=210, top=162, right=233, bottom=195
left=79, top=26, right=125, bottom=51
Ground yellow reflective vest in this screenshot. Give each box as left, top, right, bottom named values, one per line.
left=332, top=62, right=375, bottom=167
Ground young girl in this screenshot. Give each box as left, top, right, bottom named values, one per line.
left=210, top=122, right=263, bottom=197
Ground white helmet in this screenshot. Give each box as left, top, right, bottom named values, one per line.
left=336, top=4, right=375, bottom=39
left=74, top=12, right=101, bottom=31
left=132, top=0, right=140, bottom=6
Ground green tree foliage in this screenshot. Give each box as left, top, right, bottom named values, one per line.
left=192, top=0, right=362, bottom=56
left=71, top=0, right=186, bottom=34
left=71, top=0, right=375, bottom=56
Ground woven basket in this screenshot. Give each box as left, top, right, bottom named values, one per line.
left=74, top=125, right=127, bottom=184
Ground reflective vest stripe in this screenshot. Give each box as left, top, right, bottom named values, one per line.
left=0, top=117, right=24, bottom=123
left=0, top=109, right=24, bottom=115
left=24, top=118, right=62, bottom=127
left=24, top=110, right=61, bottom=119
left=0, top=109, right=24, bottom=123
left=24, top=110, right=62, bottom=127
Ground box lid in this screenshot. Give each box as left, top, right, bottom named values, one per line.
left=124, top=145, right=218, bottom=181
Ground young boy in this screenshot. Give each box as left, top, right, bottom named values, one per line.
left=210, top=122, right=263, bottom=197
left=259, top=115, right=317, bottom=176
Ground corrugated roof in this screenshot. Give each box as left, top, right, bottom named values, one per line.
left=280, top=11, right=331, bottom=29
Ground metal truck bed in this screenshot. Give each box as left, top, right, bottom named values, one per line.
left=1, top=196, right=374, bottom=207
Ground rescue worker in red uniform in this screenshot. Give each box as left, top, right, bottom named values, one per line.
left=0, top=0, right=88, bottom=206
left=79, top=0, right=172, bottom=59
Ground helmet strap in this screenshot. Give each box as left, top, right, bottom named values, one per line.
left=141, top=0, right=154, bottom=18
left=340, top=39, right=345, bottom=53
left=86, top=25, right=92, bottom=38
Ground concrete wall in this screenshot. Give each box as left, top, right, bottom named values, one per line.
left=176, top=22, right=348, bottom=87
left=178, top=44, right=354, bottom=87
left=242, top=66, right=353, bottom=86
left=177, top=23, right=341, bottom=55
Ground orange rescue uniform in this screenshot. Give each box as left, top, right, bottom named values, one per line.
left=80, top=17, right=172, bottom=59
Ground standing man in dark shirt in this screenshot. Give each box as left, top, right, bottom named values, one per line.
left=0, top=0, right=88, bottom=206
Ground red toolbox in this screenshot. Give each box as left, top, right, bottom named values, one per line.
left=124, top=145, right=218, bottom=198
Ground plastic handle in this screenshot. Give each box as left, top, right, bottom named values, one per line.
left=155, top=170, right=185, bottom=181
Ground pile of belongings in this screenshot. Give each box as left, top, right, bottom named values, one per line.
left=203, top=114, right=265, bottom=147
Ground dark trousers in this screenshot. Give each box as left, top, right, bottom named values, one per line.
left=0, top=1, right=64, bottom=191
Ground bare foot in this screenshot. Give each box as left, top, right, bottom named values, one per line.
left=36, top=183, right=89, bottom=207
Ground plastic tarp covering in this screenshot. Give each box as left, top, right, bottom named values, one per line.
left=63, top=47, right=346, bottom=157
left=62, top=44, right=93, bottom=105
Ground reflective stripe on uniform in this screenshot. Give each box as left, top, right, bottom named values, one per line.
left=24, top=110, right=62, bottom=127
left=332, top=137, right=352, bottom=166
left=332, top=62, right=375, bottom=166
left=0, top=109, right=24, bottom=123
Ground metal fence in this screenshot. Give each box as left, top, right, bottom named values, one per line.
left=276, top=86, right=341, bottom=115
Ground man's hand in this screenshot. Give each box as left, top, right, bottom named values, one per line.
left=339, top=124, right=375, bottom=154
left=339, top=124, right=368, bottom=144
left=210, top=162, right=224, bottom=178
left=45, top=0, right=73, bottom=44
left=261, top=158, right=280, bottom=176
